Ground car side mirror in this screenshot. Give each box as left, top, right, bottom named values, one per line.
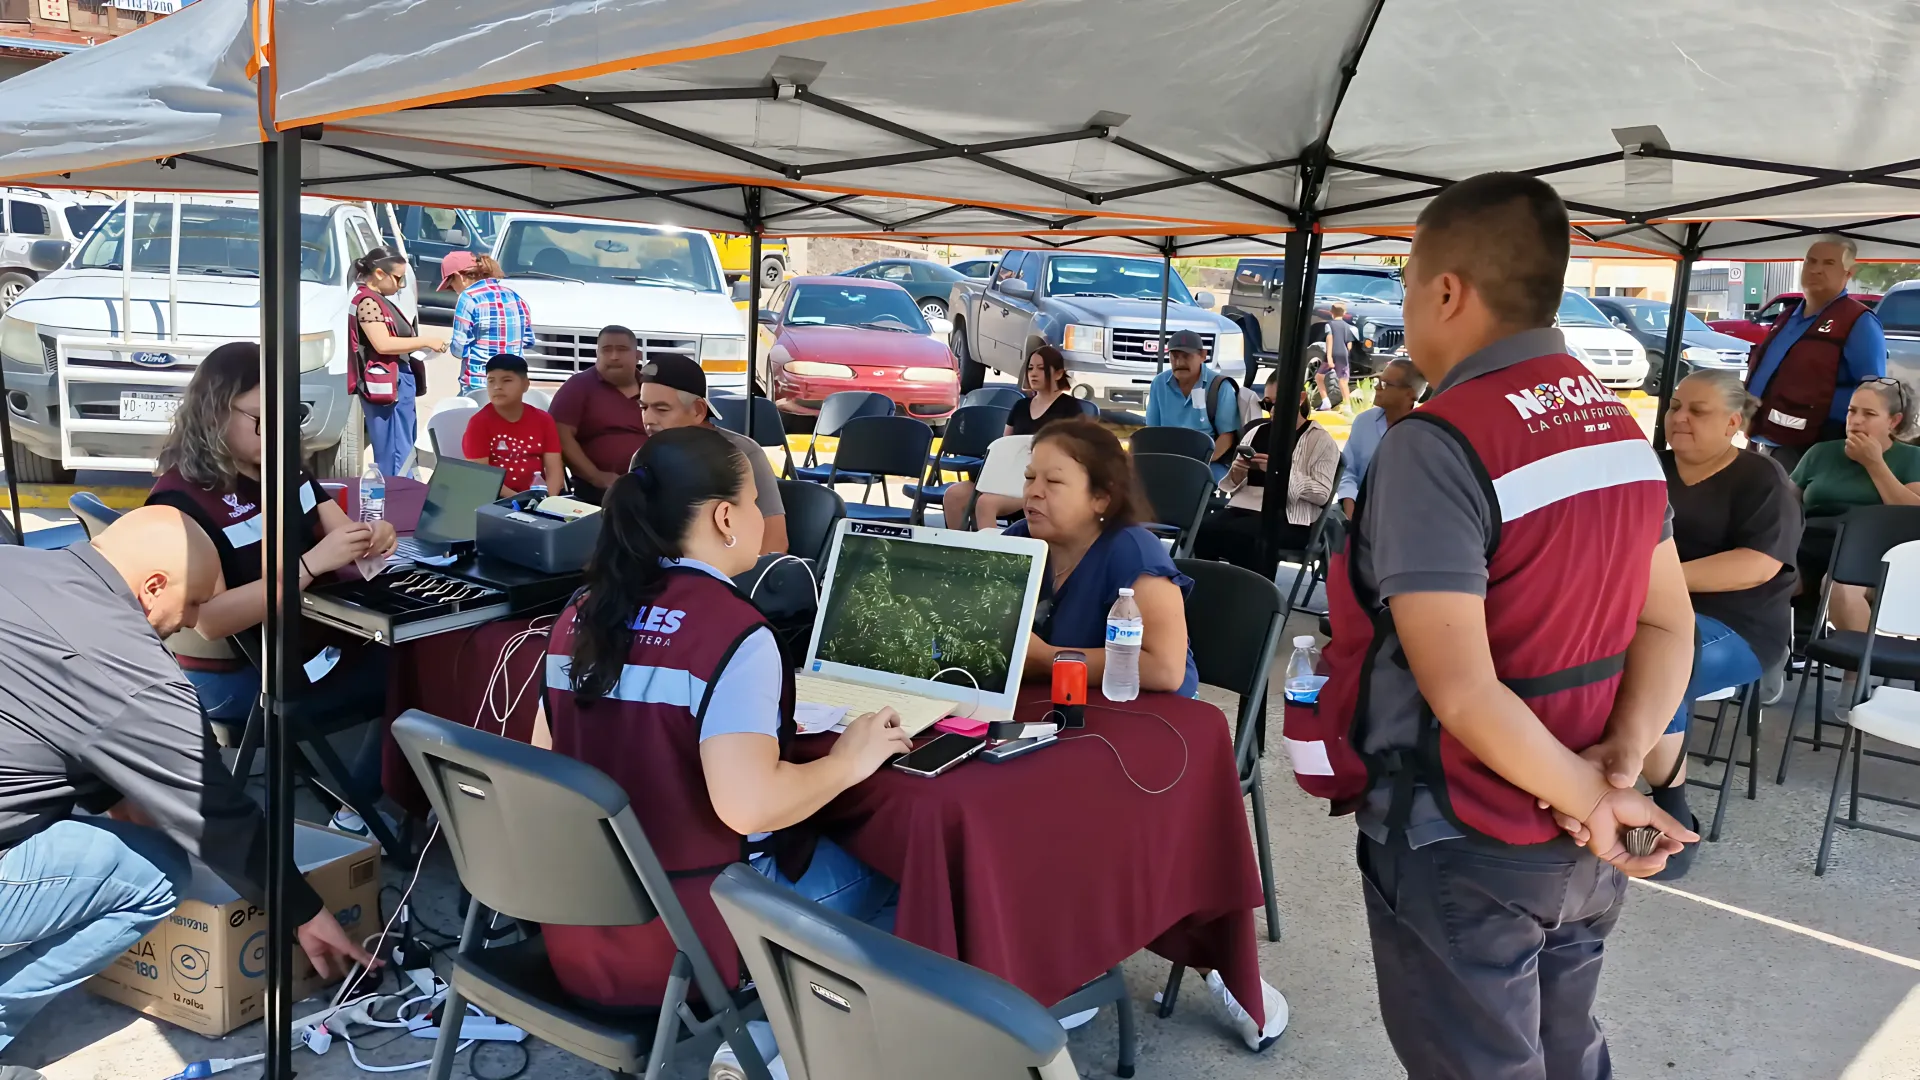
left=27, top=239, right=70, bottom=273
left=1611, top=317, right=1629, bottom=329
left=928, top=316, right=954, bottom=336
left=1194, top=291, right=1216, bottom=310
left=756, top=308, right=781, bottom=327
left=731, top=279, right=753, bottom=302
left=999, top=281, right=1033, bottom=301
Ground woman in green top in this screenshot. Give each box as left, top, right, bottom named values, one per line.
left=1791, top=377, right=1920, bottom=629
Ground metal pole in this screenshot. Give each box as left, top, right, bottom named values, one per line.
left=1651, top=225, right=1704, bottom=452
left=745, top=188, right=762, bottom=443
left=121, top=195, right=134, bottom=345
left=0, top=349, right=22, bottom=543
left=258, top=129, right=303, bottom=1080
left=167, top=193, right=181, bottom=341
left=1155, top=241, right=1174, bottom=372
left=1260, top=223, right=1323, bottom=577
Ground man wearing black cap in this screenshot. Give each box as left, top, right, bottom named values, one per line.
left=461, top=353, right=564, bottom=497
left=638, top=355, right=788, bottom=554
left=1145, top=328, right=1242, bottom=477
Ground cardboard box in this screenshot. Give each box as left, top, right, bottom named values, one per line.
left=86, top=823, right=380, bottom=1037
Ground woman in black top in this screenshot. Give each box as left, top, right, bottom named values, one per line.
left=942, top=345, right=1080, bottom=528
left=1653, top=369, right=1802, bottom=876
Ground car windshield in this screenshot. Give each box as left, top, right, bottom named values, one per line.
left=1616, top=302, right=1710, bottom=333
left=496, top=220, right=721, bottom=291
left=73, top=201, right=336, bottom=282
left=1315, top=270, right=1403, bottom=303
left=63, top=205, right=109, bottom=238
left=1877, top=289, right=1920, bottom=331
left=921, top=262, right=964, bottom=282
left=1556, top=291, right=1612, bottom=328
left=1045, top=256, right=1195, bottom=303
left=785, top=283, right=931, bottom=333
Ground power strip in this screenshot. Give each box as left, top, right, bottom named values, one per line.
left=406, top=1020, right=527, bottom=1042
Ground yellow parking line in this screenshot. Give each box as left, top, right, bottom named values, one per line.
left=3, top=484, right=149, bottom=511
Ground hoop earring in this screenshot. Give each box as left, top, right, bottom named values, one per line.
left=724, top=534, right=738, bottom=549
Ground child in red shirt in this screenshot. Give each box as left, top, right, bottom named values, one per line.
left=461, top=353, right=565, bottom=496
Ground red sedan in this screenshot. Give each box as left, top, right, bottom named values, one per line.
left=1709, top=290, right=1883, bottom=343
left=758, top=275, right=959, bottom=421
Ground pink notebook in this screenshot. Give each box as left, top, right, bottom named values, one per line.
left=933, top=716, right=989, bottom=737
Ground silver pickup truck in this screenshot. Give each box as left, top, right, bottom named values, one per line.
left=947, top=250, right=1245, bottom=407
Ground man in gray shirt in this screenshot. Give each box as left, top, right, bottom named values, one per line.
left=0, top=507, right=371, bottom=1069
left=638, top=354, right=788, bottom=554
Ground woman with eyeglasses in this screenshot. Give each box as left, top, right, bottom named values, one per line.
left=350, top=248, right=448, bottom=477
left=1790, top=376, right=1920, bottom=630
left=146, top=344, right=396, bottom=828
left=1193, top=371, right=1339, bottom=571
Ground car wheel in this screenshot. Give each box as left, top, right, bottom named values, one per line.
left=0, top=271, right=33, bottom=313
left=306, top=397, right=364, bottom=478
left=954, top=320, right=986, bottom=394
left=760, top=255, right=785, bottom=288
left=919, top=298, right=947, bottom=323
left=11, top=446, right=74, bottom=484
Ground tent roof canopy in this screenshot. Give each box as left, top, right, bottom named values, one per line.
left=2, top=0, right=1920, bottom=259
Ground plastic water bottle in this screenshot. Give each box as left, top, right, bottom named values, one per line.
left=1102, top=587, right=1143, bottom=702
left=1284, top=635, right=1325, bottom=703
left=355, top=462, right=386, bottom=579
left=528, top=470, right=547, bottom=498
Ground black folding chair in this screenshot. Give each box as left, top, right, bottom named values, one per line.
left=825, top=416, right=935, bottom=523
left=711, top=866, right=1082, bottom=1080
left=792, top=391, right=894, bottom=485
left=711, top=394, right=795, bottom=478
left=905, top=403, right=1009, bottom=524
left=961, top=385, right=1026, bottom=412
left=392, top=711, right=774, bottom=1080
left=1127, top=425, right=1215, bottom=462
left=1777, top=506, right=1920, bottom=785
left=1133, top=453, right=1214, bottom=559
left=1679, top=680, right=1764, bottom=843
left=776, top=479, right=846, bottom=565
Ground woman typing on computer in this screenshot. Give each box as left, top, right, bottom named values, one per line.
left=1006, top=419, right=1199, bottom=697
left=542, top=426, right=913, bottom=1011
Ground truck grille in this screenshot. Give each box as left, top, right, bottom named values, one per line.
left=1374, top=326, right=1404, bottom=352
left=1111, top=329, right=1212, bottom=364
left=526, top=326, right=698, bottom=376
left=38, top=335, right=56, bottom=373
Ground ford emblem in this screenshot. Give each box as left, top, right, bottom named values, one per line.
left=131, top=351, right=179, bottom=368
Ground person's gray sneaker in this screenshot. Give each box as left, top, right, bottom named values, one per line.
left=0, top=1067, right=49, bottom=1080
left=1761, top=665, right=1787, bottom=707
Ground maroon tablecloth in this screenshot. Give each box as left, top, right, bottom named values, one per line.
left=797, top=691, right=1267, bottom=1023
left=382, top=615, right=549, bottom=816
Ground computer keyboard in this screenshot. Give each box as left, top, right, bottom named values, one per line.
left=794, top=674, right=956, bottom=736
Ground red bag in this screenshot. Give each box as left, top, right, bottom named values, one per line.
left=1281, top=548, right=1379, bottom=809
left=348, top=287, right=405, bottom=406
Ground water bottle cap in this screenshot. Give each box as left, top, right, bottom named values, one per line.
left=1117, top=587, right=1134, bottom=596
left=1293, top=635, right=1316, bottom=648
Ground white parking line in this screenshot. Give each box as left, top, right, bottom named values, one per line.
left=1634, top=878, right=1920, bottom=972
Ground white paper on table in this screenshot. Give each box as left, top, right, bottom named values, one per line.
left=794, top=702, right=851, bottom=735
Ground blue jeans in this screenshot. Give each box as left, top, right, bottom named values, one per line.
left=1670, top=614, right=1764, bottom=735
left=363, top=367, right=418, bottom=478
left=184, top=666, right=259, bottom=722
left=750, top=838, right=897, bottom=932
left=0, top=819, right=189, bottom=1052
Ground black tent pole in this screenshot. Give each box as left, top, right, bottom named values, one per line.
left=1260, top=152, right=1328, bottom=579
left=0, top=351, right=22, bottom=543
left=745, top=187, right=762, bottom=443
left=1156, top=240, right=1174, bottom=372
left=1651, top=222, right=1706, bottom=452
left=258, top=126, right=303, bottom=1080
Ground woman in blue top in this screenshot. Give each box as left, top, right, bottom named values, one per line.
left=1006, top=419, right=1198, bottom=697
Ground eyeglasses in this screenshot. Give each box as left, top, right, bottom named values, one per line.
left=1259, top=398, right=1278, bottom=410
left=235, top=407, right=261, bottom=435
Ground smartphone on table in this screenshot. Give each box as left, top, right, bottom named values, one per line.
left=891, top=733, right=986, bottom=778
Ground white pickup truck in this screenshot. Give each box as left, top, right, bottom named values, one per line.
left=488, top=214, right=749, bottom=391
left=0, top=194, right=412, bottom=482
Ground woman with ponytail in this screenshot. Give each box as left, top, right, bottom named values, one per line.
left=350, top=247, right=447, bottom=476
left=542, top=426, right=912, bottom=1010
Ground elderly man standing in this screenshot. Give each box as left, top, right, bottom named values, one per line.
left=1745, top=238, right=1886, bottom=472
left=1336, top=357, right=1426, bottom=518
left=638, top=354, right=788, bottom=554
left=1145, top=328, right=1242, bottom=477
left=551, top=325, right=648, bottom=503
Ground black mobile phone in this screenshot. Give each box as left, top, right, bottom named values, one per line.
left=1233, top=445, right=1256, bottom=459
left=891, top=733, right=986, bottom=778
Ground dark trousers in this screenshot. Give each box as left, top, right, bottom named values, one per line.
left=1358, top=832, right=1626, bottom=1080
left=1193, top=506, right=1312, bottom=570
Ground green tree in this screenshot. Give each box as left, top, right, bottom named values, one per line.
left=1853, top=263, right=1920, bottom=292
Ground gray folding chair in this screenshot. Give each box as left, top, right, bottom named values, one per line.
left=391, top=711, right=774, bottom=1080
left=1157, top=560, right=1285, bottom=1020
left=711, top=865, right=1079, bottom=1080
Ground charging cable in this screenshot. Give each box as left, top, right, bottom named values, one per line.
left=477, top=614, right=554, bottom=736
left=747, top=553, right=820, bottom=602
left=1025, top=696, right=1190, bottom=795
left=931, top=666, right=983, bottom=720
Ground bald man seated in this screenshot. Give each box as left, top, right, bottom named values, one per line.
left=0, top=507, right=372, bottom=1071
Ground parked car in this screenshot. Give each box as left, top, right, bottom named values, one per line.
left=487, top=214, right=750, bottom=393
left=947, top=250, right=1243, bottom=405
left=1589, top=295, right=1753, bottom=394
left=375, top=203, right=501, bottom=321
left=949, top=257, right=1000, bottom=280
left=1709, top=290, right=1884, bottom=343
left=1223, top=259, right=1403, bottom=380
left=0, top=186, right=115, bottom=312
left=838, top=258, right=967, bottom=322
left=756, top=276, right=959, bottom=424
left=1876, top=280, right=1920, bottom=391
left=712, top=232, right=789, bottom=287
left=1557, top=290, right=1648, bottom=390
left=0, top=194, right=410, bottom=481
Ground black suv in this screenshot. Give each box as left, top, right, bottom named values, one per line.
left=1222, top=260, right=1404, bottom=379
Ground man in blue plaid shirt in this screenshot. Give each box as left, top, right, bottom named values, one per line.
left=444, top=251, right=536, bottom=394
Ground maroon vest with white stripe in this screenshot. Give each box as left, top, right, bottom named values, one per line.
left=542, top=568, right=809, bottom=1005
left=1299, top=352, right=1667, bottom=846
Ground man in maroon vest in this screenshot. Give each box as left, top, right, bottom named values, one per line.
left=1745, top=238, right=1885, bottom=472
left=1350, top=173, right=1697, bottom=1079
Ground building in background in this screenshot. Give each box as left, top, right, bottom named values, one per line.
left=1564, top=258, right=1676, bottom=303
left=1689, top=262, right=1798, bottom=320
left=0, top=0, right=184, bottom=77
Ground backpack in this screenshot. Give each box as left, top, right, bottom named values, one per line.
left=1206, top=374, right=1265, bottom=436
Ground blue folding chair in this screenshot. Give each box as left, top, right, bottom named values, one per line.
left=961, top=385, right=1026, bottom=412
left=905, top=403, right=1009, bottom=524
left=826, top=416, right=936, bottom=523
left=793, top=391, right=895, bottom=485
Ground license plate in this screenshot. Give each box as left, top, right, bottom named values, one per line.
left=119, top=391, right=181, bottom=422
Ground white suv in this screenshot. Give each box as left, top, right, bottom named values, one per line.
left=0, top=187, right=115, bottom=311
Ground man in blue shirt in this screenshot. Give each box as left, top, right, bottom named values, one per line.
left=1335, top=357, right=1425, bottom=517
left=1145, top=329, right=1242, bottom=477
left=1746, top=238, right=1886, bottom=471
